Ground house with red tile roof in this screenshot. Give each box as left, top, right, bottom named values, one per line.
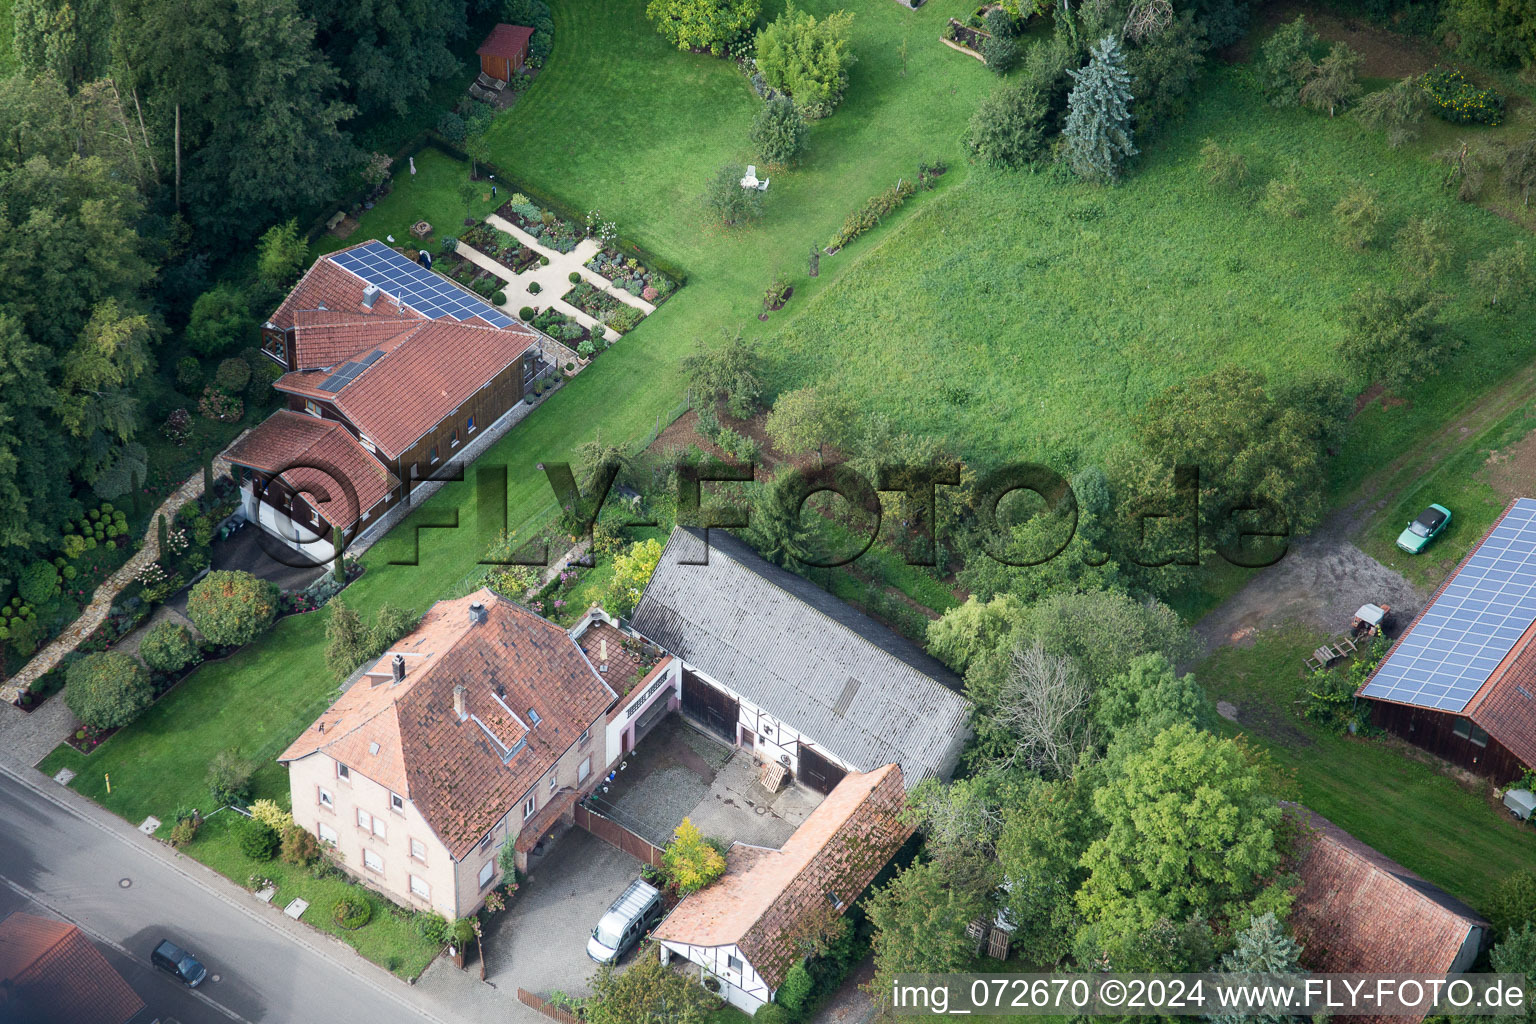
left=278, top=589, right=628, bottom=918
left=0, top=912, right=146, bottom=1024
left=654, top=764, right=912, bottom=1015
left=1285, top=805, right=1488, bottom=1024
left=1359, top=497, right=1536, bottom=781
left=228, top=240, right=561, bottom=563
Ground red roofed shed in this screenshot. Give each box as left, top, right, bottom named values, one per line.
left=477, top=24, right=534, bottom=82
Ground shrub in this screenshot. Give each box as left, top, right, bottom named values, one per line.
left=663, top=818, right=727, bottom=894
left=187, top=283, right=254, bottom=356
left=645, top=0, right=758, bottom=54
left=569, top=271, right=582, bottom=284
left=439, top=235, right=459, bottom=256
left=1468, top=242, right=1533, bottom=309
left=216, top=357, right=252, bottom=394
left=1393, top=215, right=1453, bottom=280
left=1260, top=176, right=1307, bottom=218
left=1421, top=67, right=1503, bottom=125
left=982, top=33, right=1020, bottom=75
left=755, top=1005, right=792, bottom=1024
left=528, top=281, right=542, bottom=295
left=827, top=177, right=916, bottom=250
left=333, top=891, right=372, bottom=929
left=750, top=95, right=810, bottom=166
left=1257, top=15, right=1318, bottom=107
left=964, top=84, right=1048, bottom=169
left=1332, top=186, right=1382, bottom=249
left=984, top=7, right=1016, bottom=36
left=250, top=798, right=294, bottom=834
left=207, top=749, right=257, bottom=806
left=139, top=621, right=198, bottom=673
left=1124, top=11, right=1207, bottom=138
left=704, top=163, right=766, bottom=228
left=175, top=356, right=203, bottom=392
left=64, top=652, right=153, bottom=730
left=18, top=562, right=59, bottom=605
left=539, top=255, right=550, bottom=266
left=777, top=962, right=814, bottom=1014
left=492, top=290, right=507, bottom=305
left=187, top=570, right=279, bottom=647
left=168, top=817, right=199, bottom=847
left=162, top=407, right=193, bottom=445
left=1491, top=871, right=1536, bottom=936
left=281, top=824, right=322, bottom=865
left=1198, top=139, right=1247, bottom=192
left=414, top=911, right=450, bottom=945
left=198, top=385, right=243, bottom=423
left=436, top=110, right=467, bottom=144
left=607, top=306, right=645, bottom=333
left=756, top=4, right=856, bottom=118
left=237, top=817, right=280, bottom=861
left=519, top=306, right=536, bottom=321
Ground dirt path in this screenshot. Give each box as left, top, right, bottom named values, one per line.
left=1196, top=356, right=1536, bottom=651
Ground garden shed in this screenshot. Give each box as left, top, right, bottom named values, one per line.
left=477, top=24, right=534, bottom=82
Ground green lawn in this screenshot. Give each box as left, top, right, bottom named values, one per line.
left=1196, top=625, right=1536, bottom=913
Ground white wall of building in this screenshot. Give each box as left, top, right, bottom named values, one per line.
left=687, top=664, right=856, bottom=778
left=241, top=483, right=337, bottom=565
left=658, top=940, right=771, bottom=1015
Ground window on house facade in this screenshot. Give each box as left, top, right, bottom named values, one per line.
left=578, top=727, right=590, bottom=745
left=391, top=792, right=404, bottom=814
left=467, top=415, right=476, bottom=433
left=479, top=861, right=496, bottom=889
left=450, top=428, right=459, bottom=448
left=357, top=808, right=371, bottom=830
left=429, top=445, right=440, bottom=465
left=410, top=838, right=427, bottom=862
left=371, top=817, right=387, bottom=839
left=727, top=955, right=743, bottom=973
left=410, top=875, right=430, bottom=899
left=363, top=849, right=384, bottom=873
left=337, top=762, right=350, bottom=780
left=305, top=400, right=322, bottom=418
left=523, top=795, right=537, bottom=821
left=578, top=757, right=591, bottom=783
left=1470, top=722, right=1490, bottom=747
left=318, top=822, right=338, bottom=844
left=318, top=787, right=334, bottom=809
left=548, top=774, right=557, bottom=793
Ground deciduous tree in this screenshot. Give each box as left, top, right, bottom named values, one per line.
left=587, top=951, right=714, bottom=1024
left=866, top=857, right=995, bottom=1011
left=644, top=0, right=759, bottom=55
left=1299, top=41, right=1362, bottom=116
left=1468, top=242, right=1533, bottom=309
left=1339, top=282, right=1453, bottom=391
left=65, top=651, right=153, bottom=729
left=964, top=84, right=1049, bottom=168
left=764, top=386, right=849, bottom=467
left=186, top=570, right=279, bottom=647
left=662, top=819, right=726, bottom=894
left=749, top=96, right=809, bottom=167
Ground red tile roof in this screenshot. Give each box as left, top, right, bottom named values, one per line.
left=478, top=23, right=534, bottom=59
left=289, top=309, right=424, bottom=370
left=1285, top=805, right=1487, bottom=1023
left=224, top=411, right=398, bottom=529
left=280, top=590, right=617, bottom=859
left=0, top=912, right=144, bottom=1024
left=1359, top=498, right=1536, bottom=769
left=654, top=764, right=911, bottom=989
left=275, top=319, right=537, bottom=460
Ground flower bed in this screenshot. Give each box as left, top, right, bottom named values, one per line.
left=565, top=282, right=645, bottom=334
left=461, top=223, right=541, bottom=274
left=495, top=196, right=581, bottom=253
left=438, top=251, right=505, bottom=300
left=530, top=307, right=592, bottom=346
left=1422, top=68, right=1503, bottom=126
left=583, top=248, right=678, bottom=305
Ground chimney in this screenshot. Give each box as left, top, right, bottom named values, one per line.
left=599, top=637, right=608, bottom=673
left=392, top=654, right=405, bottom=683
left=469, top=601, right=488, bottom=626
left=362, top=284, right=381, bottom=309
left=453, top=685, right=468, bottom=721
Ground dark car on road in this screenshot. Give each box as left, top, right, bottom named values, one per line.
left=151, top=938, right=207, bottom=988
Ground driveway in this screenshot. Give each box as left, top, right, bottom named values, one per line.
left=484, top=828, right=643, bottom=998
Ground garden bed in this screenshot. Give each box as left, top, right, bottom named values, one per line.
left=564, top=282, right=645, bottom=334
left=530, top=307, right=592, bottom=347
left=583, top=248, right=679, bottom=305
left=942, top=18, right=990, bottom=57
left=437, top=251, right=506, bottom=302
left=495, top=197, right=581, bottom=253
left=461, top=223, right=541, bottom=274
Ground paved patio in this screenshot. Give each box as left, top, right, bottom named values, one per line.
left=595, top=715, right=821, bottom=851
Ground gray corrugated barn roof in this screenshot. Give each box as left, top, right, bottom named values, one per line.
left=631, top=528, right=972, bottom=789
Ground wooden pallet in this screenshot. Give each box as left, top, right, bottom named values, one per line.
left=759, top=760, right=787, bottom=793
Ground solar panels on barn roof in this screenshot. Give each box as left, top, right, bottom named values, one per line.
left=1362, top=498, right=1536, bottom=712
left=331, top=240, right=516, bottom=329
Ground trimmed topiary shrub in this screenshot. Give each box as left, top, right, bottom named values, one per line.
left=237, top=817, right=280, bottom=860
left=333, top=891, right=372, bottom=929
left=139, top=621, right=199, bottom=674
left=569, top=271, right=581, bottom=284
left=18, top=562, right=60, bottom=605
left=528, top=281, right=542, bottom=295
left=492, top=290, right=507, bottom=305
left=519, top=306, right=536, bottom=321
left=64, top=651, right=153, bottom=730
left=215, top=357, right=252, bottom=394
left=186, top=570, right=279, bottom=647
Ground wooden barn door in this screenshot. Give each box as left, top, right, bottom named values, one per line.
left=681, top=669, right=737, bottom=743
left=798, top=746, right=847, bottom=796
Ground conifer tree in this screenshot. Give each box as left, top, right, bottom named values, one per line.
left=1063, top=35, right=1138, bottom=183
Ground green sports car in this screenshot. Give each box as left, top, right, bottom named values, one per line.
left=1396, top=504, right=1451, bottom=555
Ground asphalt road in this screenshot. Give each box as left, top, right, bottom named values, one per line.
left=0, top=765, right=445, bottom=1024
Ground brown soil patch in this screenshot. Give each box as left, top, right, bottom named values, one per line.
left=1245, top=1, right=1448, bottom=78
left=1480, top=425, right=1536, bottom=502
left=1352, top=382, right=1410, bottom=417
left=328, top=215, right=360, bottom=239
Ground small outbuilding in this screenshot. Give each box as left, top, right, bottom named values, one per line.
left=477, top=24, right=534, bottom=82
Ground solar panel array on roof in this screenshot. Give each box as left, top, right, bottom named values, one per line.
left=1363, top=498, right=1536, bottom=712
left=331, top=240, right=517, bottom=328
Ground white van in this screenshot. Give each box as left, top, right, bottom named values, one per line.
left=586, top=878, right=663, bottom=964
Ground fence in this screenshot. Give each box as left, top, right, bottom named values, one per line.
left=517, top=988, right=583, bottom=1024
left=574, top=803, right=665, bottom=868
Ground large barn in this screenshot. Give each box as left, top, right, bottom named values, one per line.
left=1358, top=496, right=1536, bottom=781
